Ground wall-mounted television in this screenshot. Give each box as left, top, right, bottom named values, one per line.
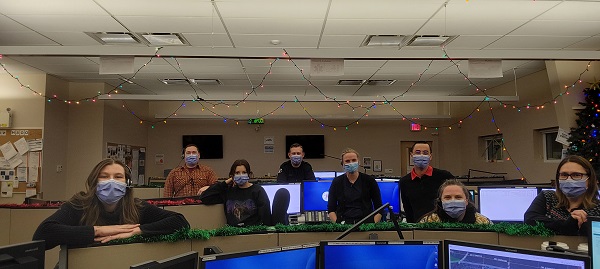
left=182, top=135, right=223, bottom=159
left=285, top=135, right=324, bottom=159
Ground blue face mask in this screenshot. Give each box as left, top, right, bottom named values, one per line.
left=559, top=179, right=587, bottom=198
left=233, top=174, right=250, bottom=185
left=185, top=154, right=198, bottom=166
left=290, top=155, right=302, bottom=166
left=442, top=199, right=467, bottom=219
left=412, top=155, right=430, bottom=169
left=344, top=162, right=359, bottom=173
left=96, top=179, right=127, bottom=204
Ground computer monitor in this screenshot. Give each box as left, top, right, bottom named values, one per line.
left=588, top=216, right=600, bottom=269
left=303, top=181, right=332, bottom=211
left=200, top=245, right=317, bottom=269
left=0, top=240, right=44, bottom=269
left=478, top=186, right=538, bottom=222
left=260, top=183, right=301, bottom=214
left=131, top=251, right=198, bottom=269
left=313, top=171, right=336, bottom=180
left=444, top=240, right=589, bottom=269
left=320, top=240, right=439, bottom=269
left=377, top=181, right=400, bottom=213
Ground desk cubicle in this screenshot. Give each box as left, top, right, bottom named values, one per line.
left=132, top=187, right=164, bottom=199
left=164, top=204, right=227, bottom=230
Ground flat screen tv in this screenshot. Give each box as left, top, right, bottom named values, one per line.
left=444, top=240, right=589, bottom=269
left=477, top=186, right=538, bottom=223
left=182, top=135, right=223, bottom=159
left=320, top=240, right=439, bottom=269
left=285, top=135, right=324, bottom=159
left=303, top=181, right=332, bottom=211
left=260, top=183, right=302, bottom=214
left=200, top=245, right=317, bottom=269
left=0, top=240, right=45, bottom=269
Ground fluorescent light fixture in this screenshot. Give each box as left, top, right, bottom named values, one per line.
left=361, top=35, right=407, bottom=47
left=139, top=33, right=189, bottom=46
left=337, top=80, right=365, bottom=86
left=160, top=78, right=221, bottom=85
left=406, top=35, right=457, bottom=46
left=86, top=32, right=141, bottom=45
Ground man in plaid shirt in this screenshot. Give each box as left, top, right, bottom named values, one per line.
left=163, top=144, right=218, bottom=197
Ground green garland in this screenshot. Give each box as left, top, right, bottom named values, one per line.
left=108, top=222, right=554, bottom=245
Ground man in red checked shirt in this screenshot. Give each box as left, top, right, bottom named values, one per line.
left=163, top=144, right=218, bottom=198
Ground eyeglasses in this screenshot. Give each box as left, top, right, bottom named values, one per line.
left=557, top=172, right=588, bottom=180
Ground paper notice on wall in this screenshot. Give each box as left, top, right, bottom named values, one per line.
left=26, top=188, right=37, bottom=198
left=28, top=166, right=38, bottom=182
left=17, top=167, right=27, bottom=182
left=0, top=158, right=10, bottom=169
left=14, top=137, right=30, bottom=155
left=0, top=142, right=18, bottom=159
left=556, top=128, right=570, bottom=146
left=28, top=139, right=43, bottom=151
left=1, top=181, right=14, bottom=197
left=29, top=152, right=40, bottom=167
left=0, top=169, right=15, bottom=181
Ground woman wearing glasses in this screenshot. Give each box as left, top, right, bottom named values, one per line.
left=525, top=155, right=600, bottom=235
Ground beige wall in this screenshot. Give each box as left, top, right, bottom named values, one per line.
left=42, top=75, right=69, bottom=200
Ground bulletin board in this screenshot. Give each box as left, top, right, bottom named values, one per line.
left=0, top=129, right=43, bottom=198
left=106, top=143, right=146, bottom=186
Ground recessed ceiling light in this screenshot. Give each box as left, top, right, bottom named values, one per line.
left=365, top=80, right=396, bottom=86
left=406, top=35, right=457, bottom=46
left=160, top=78, right=221, bottom=85
left=361, top=35, right=408, bottom=47
left=139, top=33, right=189, bottom=46
left=86, top=32, right=141, bottom=45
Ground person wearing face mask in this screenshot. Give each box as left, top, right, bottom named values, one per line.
left=32, top=159, right=190, bottom=250
left=327, top=148, right=383, bottom=224
left=198, top=159, right=272, bottom=227
left=419, top=180, right=492, bottom=224
left=163, top=144, right=218, bottom=197
left=276, top=143, right=316, bottom=183
left=525, top=155, right=600, bottom=235
left=400, top=142, right=454, bottom=223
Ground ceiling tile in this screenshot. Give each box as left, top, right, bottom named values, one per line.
left=486, top=36, right=589, bottom=49
left=327, top=0, right=444, bottom=19
left=183, top=33, right=233, bottom=47
left=0, top=32, right=57, bottom=46
left=443, top=36, right=503, bottom=49
left=511, top=20, right=600, bottom=37
left=9, top=15, right=125, bottom=32
left=0, top=0, right=106, bottom=15
left=564, top=36, right=600, bottom=50
left=324, top=19, right=423, bottom=35
left=216, top=0, right=329, bottom=19
left=94, top=0, right=214, bottom=17
left=536, top=1, right=600, bottom=21
left=231, top=34, right=319, bottom=48
left=117, top=16, right=226, bottom=33
left=224, top=18, right=323, bottom=35
left=41, top=32, right=101, bottom=45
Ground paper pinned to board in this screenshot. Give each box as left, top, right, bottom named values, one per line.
left=13, top=137, right=30, bottom=155
left=27, top=139, right=43, bottom=151
left=0, top=142, right=18, bottom=159
left=1, top=181, right=14, bottom=197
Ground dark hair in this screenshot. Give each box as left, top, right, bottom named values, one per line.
left=410, top=141, right=432, bottom=153
left=69, top=159, right=141, bottom=226
left=555, top=155, right=599, bottom=209
left=183, top=144, right=199, bottom=154
left=289, top=143, right=303, bottom=151
left=228, top=159, right=254, bottom=178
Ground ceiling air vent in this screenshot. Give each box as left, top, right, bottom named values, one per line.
left=406, top=35, right=457, bottom=47
left=86, top=32, right=141, bottom=45
left=365, top=80, right=396, bottom=86
left=337, top=80, right=366, bottom=86
left=361, top=35, right=408, bottom=47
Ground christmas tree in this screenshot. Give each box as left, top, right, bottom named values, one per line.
left=568, top=81, right=600, bottom=175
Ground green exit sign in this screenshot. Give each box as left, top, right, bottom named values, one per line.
left=248, top=118, right=265, bottom=124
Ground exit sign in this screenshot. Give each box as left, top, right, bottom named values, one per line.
left=410, top=123, right=421, bottom=131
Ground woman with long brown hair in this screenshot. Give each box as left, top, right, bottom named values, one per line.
left=525, top=155, right=600, bottom=235
left=33, top=159, right=189, bottom=250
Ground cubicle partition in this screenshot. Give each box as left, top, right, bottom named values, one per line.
left=278, top=231, right=413, bottom=246
left=413, top=230, right=498, bottom=245
left=0, top=208, right=10, bottom=246
left=191, top=233, right=279, bottom=254
left=165, top=204, right=227, bottom=230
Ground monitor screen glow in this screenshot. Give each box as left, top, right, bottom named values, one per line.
left=478, top=187, right=538, bottom=222
left=303, top=181, right=332, bottom=211
left=261, top=183, right=301, bottom=214
left=590, top=217, right=600, bottom=269
left=200, top=246, right=317, bottom=269
left=377, top=181, right=400, bottom=213
left=313, top=171, right=336, bottom=180
left=0, top=240, right=45, bottom=269
left=445, top=240, right=588, bottom=269
left=321, top=241, right=439, bottom=269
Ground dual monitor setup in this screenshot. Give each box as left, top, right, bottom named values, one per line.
left=134, top=239, right=591, bottom=269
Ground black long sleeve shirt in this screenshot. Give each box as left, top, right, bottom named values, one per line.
left=327, top=172, right=383, bottom=223
left=32, top=200, right=190, bottom=250
left=200, top=181, right=272, bottom=226
left=276, top=161, right=316, bottom=183
left=400, top=167, right=454, bottom=223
